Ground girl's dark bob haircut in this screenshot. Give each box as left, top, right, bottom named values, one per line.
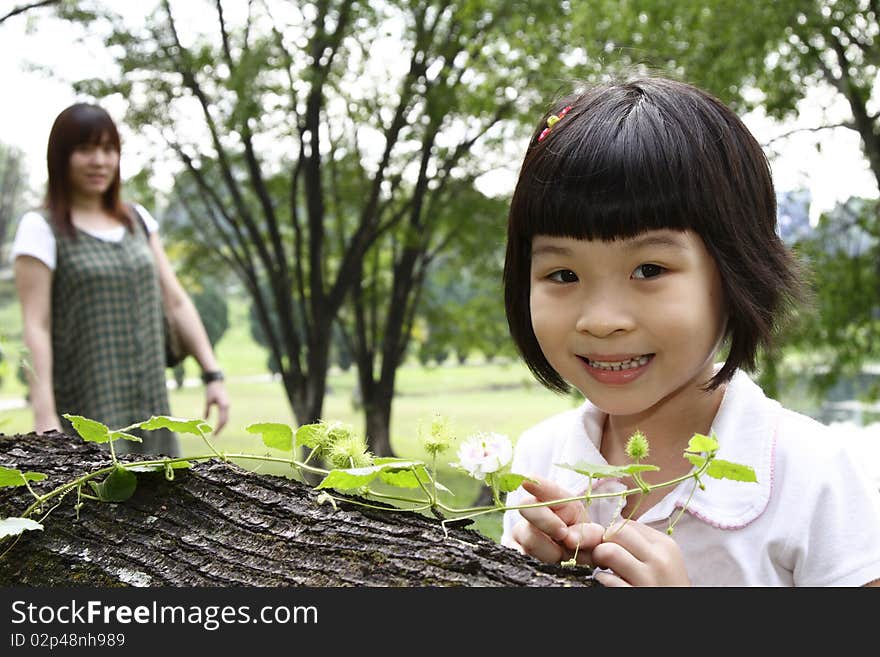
left=504, top=76, right=805, bottom=394
left=46, top=102, right=131, bottom=237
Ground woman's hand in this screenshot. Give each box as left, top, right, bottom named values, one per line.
left=34, top=412, right=62, bottom=434
left=204, top=380, right=230, bottom=435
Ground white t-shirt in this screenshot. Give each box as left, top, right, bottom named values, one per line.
left=501, top=369, right=880, bottom=586
left=9, top=203, right=159, bottom=271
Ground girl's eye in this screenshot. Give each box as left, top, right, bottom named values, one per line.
left=547, top=269, right=578, bottom=283
left=632, top=264, right=665, bottom=279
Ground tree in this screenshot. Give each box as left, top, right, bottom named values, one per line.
left=0, top=142, right=28, bottom=250
left=342, top=184, right=513, bottom=454
left=0, top=0, right=59, bottom=26
left=785, top=198, right=880, bottom=398
left=53, top=0, right=574, bottom=454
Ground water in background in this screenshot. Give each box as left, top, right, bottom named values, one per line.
left=777, top=366, right=880, bottom=489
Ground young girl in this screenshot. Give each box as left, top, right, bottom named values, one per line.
left=10, top=103, right=230, bottom=455
left=500, top=76, right=880, bottom=587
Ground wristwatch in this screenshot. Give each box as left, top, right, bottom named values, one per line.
left=201, top=370, right=225, bottom=384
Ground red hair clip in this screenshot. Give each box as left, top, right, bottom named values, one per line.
left=537, top=105, right=573, bottom=142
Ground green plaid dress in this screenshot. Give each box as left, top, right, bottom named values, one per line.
left=51, top=213, right=179, bottom=457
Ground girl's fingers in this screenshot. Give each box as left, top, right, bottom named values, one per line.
left=562, top=521, right=605, bottom=559
left=511, top=518, right=569, bottom=564
left=520, top=476, right=589, bottom=527
left=517, top=495, right=570, bottom=543
left=591, top=539, right=646, bottom=583
left=593, top=570, right=631, bottom=588
left=593, top=521, right=690, bottom=586
left=601, top=519, right=655, bottom=561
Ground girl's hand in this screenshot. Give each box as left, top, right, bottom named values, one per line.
left=569, top=519, right=690, bottom=587
left=511, top=477, right=604, bottom=565
left=204, top=381, right=230, bottom=436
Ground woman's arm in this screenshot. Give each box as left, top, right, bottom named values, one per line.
left=147, top=231, right=230, bottom=434
left=13, top=255, right=61, bottom=433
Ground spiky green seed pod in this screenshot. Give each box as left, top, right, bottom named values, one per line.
left=327, top=433, right=373, bottom=469
left=625, top=430, right=650, bottom=461
left=422, top=414, right=453, bottom=456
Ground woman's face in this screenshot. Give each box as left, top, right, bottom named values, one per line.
left=67, top=133, right=119, bottom=199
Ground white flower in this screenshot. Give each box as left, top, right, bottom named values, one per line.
left=452, top=432, right=513, bottom=480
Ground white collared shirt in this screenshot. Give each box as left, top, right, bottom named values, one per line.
left=501, top=369, right=880, bottom=586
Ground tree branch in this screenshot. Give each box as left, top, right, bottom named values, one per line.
left=0, top=0, right=58, bottom=25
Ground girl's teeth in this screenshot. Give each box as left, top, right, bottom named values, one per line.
left=588, top=355, right=650, bottom=370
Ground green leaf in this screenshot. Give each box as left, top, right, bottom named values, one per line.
left=496, top=472, right=532, bottom=494
left=0, top=517, right=43, bottom=538
left=684, top=455, right=757, bottom=483
left=138, top=416, right=212, bottom=436
left=63, top=414, right=111, bottom=443
left=110, top=431, right=142, bottom=443
left=88, top=466, right=137, bottom=502
left=686, top=433, right=719, bottom=454
left=316, top=460, right=424, bottom=491
left=295, top=423, right=325, bottom=448
left=316, top=465, right=382, bottom=490
left=126, top=461, right=191, bottom=473
left=374, top=459, right=430, bottom=489
left=247, top=422, right=293, bottom=451
left=0, top=466, right=47, bottom=488
left=556, top=461, right=660, bottom=479
left=705, top=459, right=758, bottom=483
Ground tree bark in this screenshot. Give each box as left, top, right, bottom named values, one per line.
left=0, top=432, right=595, bottom=588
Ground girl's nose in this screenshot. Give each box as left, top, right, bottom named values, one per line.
left=574, top=290, right=636, bottom=337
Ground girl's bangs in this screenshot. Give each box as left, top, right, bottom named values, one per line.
left=518, top=104, right=702, bottom=241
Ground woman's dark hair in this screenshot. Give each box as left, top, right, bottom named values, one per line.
left=503, top=76, right=806, bottom=393
left=45, top=102, right=131, bottom=237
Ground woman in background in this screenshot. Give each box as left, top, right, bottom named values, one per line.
left=10, top=102, right=229, bottom=455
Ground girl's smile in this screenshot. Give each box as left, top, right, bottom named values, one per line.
left=578, top=352, right=655, bottom=384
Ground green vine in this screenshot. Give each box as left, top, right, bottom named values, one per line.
left=0, top=413, right=757, bottom=564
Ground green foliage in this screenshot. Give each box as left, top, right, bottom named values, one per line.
left=495, top=473, right=530, bottom=494
left=413, top=188, right=513, bottom=365
left=557, top=462, right=661, bottom=480
left=315, top=460, right=425, bottom=491
left=0, top=140, right=30, bottom=247
left=764, top=198, right=880, bottom=401
left=683, top=433, right=758, bottom=482
left=63, top=414, right=141, bottom=444
left=0, top=414, right=757, bottom=560
left=88, top=466, right=137, bottom=503
left=0, top=466, right=47, bottom=488
left=247, top=422, right=293, bottom=452
left=138, top=415, right=212, bottom=437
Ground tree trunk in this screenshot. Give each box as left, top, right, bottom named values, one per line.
left=362, top=392, right=393, bottom=458
left=0, top=432, right=595, bottom=588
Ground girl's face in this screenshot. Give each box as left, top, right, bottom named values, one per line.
left=529, top=229, right=726, bottom=417
left=67, top=133, right=119, bottom=199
